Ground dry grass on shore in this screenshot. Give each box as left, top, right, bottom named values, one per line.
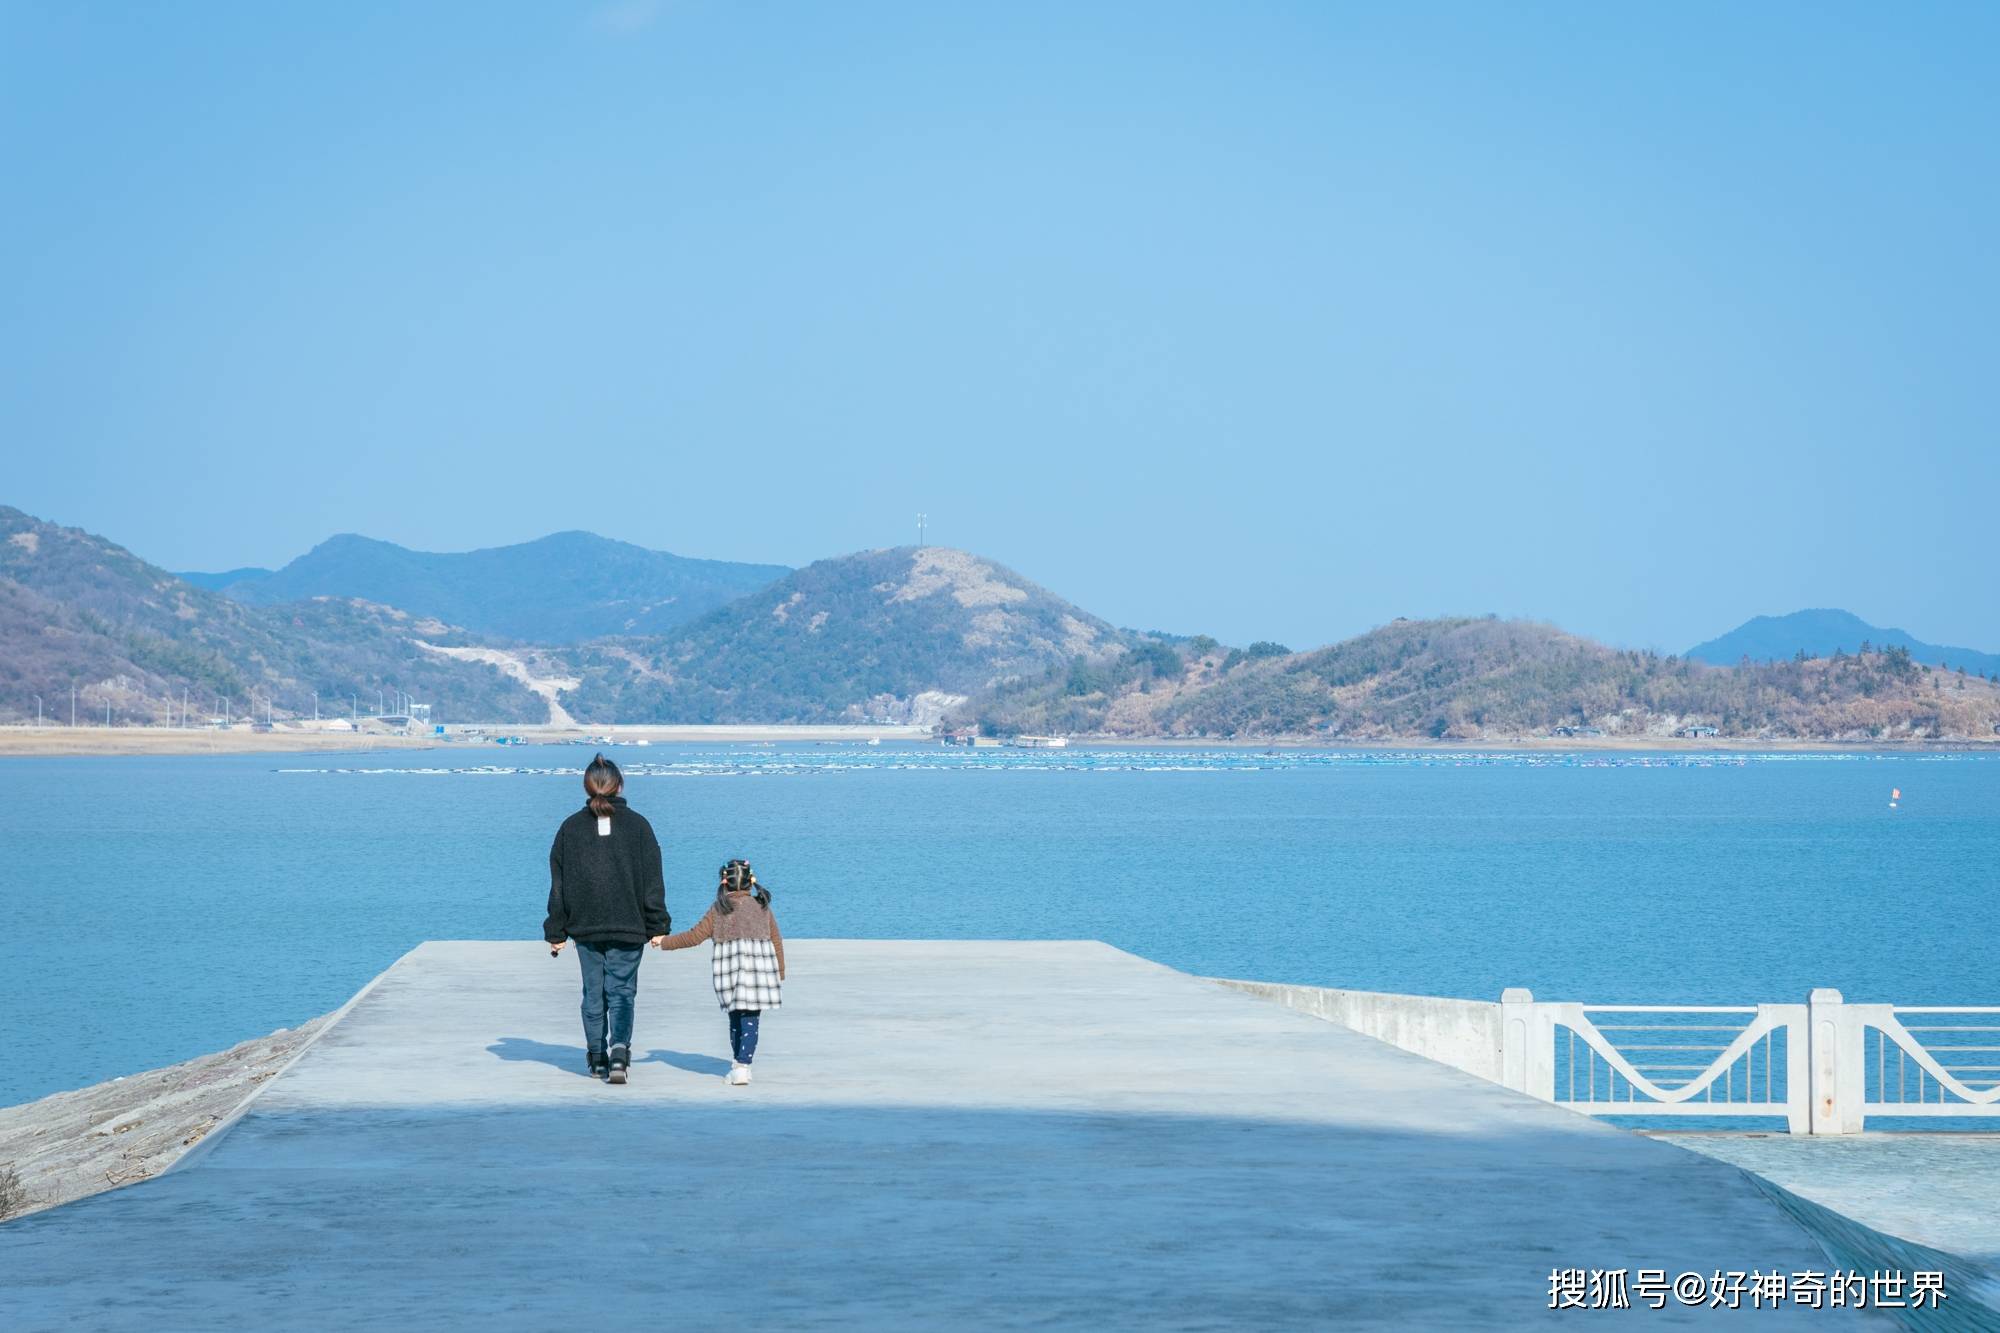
left=0, top=1165, right=28, bottom=1220
left=0, top=1016, right=330, bottom=1221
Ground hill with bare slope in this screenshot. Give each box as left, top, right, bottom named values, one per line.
left=953, top=617, right=2000, bottom=742
left=557, top=546, right=1135, bottom=724
left=0, top=507, right=546, bottom=724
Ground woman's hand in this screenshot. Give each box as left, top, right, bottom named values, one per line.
left=548, top=939, right=567, bottom=956
left=648, top=935, right=668, bottom=950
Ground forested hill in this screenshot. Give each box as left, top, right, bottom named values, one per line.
left=0, top=506, right=546, bottom=724
left=951, top=616, right=2000, bottom=742
left=189, top=531, right=789, bottom=644
left=555, top=546, right=1134, bottom=724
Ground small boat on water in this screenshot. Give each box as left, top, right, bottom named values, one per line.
left=1009, top=734, right=1069, bottom=749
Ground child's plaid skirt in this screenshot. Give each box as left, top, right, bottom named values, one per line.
left=712, top=938, right=783, bottom=1011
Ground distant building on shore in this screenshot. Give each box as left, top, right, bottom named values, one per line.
left=1676, top=724, right=1719, bottom=738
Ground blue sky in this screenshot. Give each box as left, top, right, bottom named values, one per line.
left=4, top=2, right=1996, bottom=653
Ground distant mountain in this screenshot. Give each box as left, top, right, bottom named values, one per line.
left=1687, top=609, right=2000, bottom=677
left=177, top=566, right=271, bottom=592
left=192, top=532, right=789, bottom=644
left=953, top=616, right=2000, bottom=742
left=558, top=546, right=1132, bottom=724
left=0, top=506, right=547, bottom=724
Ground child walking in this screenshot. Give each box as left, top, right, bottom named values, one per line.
left=658, top=859, right=783, bottom=1085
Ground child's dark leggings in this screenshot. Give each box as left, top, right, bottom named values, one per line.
left=728, top=1009, right=761, bottom=1064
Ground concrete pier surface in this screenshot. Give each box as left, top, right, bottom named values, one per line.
left=1670, top=1133, right=2000, bottom=1267
left=2, top=942, right=1889, bottom=1329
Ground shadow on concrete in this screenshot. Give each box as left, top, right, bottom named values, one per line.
left=484, top=1039, right=731, bottom=1079
left=485, top=1037, right=595, bottom=1075
left=639, top=1049, right=730, bottom=1076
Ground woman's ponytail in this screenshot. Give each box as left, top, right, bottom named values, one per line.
left=583, top=754, right=623, bottom=818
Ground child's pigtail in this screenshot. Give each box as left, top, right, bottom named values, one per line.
left=715, top=858, right=771, bottom=912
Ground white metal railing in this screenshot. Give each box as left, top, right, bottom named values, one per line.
left=1501, top=989, right=2000, bottom=1134
left=1856, top=1005, right=2000, bottom=1121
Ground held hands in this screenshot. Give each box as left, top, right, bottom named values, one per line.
left=648, top=935, right=669, bottom=950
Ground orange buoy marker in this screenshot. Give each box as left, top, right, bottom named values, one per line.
left=1890, top=787, right=1901, bottom=809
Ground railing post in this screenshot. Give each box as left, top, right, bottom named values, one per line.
left=1808, top=988, right=1864, bottom=1134
left=1501, top=988, right=1553, bottom=1101
left=1774, top=1004, right=1810, bottom=1135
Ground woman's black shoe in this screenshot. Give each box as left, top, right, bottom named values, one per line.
left=587, top=1049, right=609, bottom=1079
left=607, top=1044, right=629, bottom=1085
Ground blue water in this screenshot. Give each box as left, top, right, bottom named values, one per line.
left=2, top=744, right=1995, bottom=1108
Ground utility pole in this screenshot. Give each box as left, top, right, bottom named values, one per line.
left=377, top=689, right=384, bottom=717
left=182, top=688, right=189, bottom=729
left=71, top=685, right=76, bottom=727
left=105, top=700, right=111, bottom=728
left=917, top=513, right=927, bottom=548
left=313, top=691, right=319, bottom=722
left=33, top=695, right=42, bottom=727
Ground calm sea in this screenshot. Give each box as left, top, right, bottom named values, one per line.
left=2, top=743, right=1994, bottom=1108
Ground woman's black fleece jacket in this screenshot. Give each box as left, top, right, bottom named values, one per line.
left=543, top=798, right=670, bottom=945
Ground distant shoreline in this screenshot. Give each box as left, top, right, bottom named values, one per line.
left=0, top=723, right=934, bottom=758
left=1091, top=735, right=2000, bottom=752
left=1, top=723, right=1994, bottom=758
left=0, top=727, right=454, bottom=758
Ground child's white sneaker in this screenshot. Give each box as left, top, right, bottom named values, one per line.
left=728, top=1063, right=750, bottom=1086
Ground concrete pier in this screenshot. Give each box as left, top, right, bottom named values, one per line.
left=1, top=942, right=1886, bottom=1328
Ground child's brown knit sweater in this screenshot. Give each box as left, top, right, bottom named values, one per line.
left=661, top=891, right=786, bottom=977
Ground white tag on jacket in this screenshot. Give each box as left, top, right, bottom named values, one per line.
left=596, top=816, right=611, bottom=837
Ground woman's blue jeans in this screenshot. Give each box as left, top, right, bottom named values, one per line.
left=577, top=941, right=643, bottom=1053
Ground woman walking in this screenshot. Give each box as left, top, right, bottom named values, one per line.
left=544, top=754, right=669, bottom=1084
left=657, top=859, right=784, bottom=1085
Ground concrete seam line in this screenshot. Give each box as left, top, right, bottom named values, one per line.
left=161, top=943, right=424, bottom=1178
